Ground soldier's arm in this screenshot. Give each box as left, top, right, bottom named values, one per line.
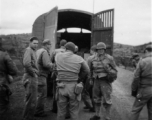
left=23, top=49, right=35, bottom=77
left=86, top=57, right=91, bottom=68
left=80, top=60, right=90, bottom=79
left=42, top=51, right=53, bottom=71
left=87, top=57, right=93, bottom=78
left=132, top=61, right=142, bottom=91
left=51, top=50, right=56, bottom=63
left=4, top=52, right=18, bottom=76
left=109, top=56, right=117, bottom=71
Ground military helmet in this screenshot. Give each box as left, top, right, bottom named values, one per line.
left=60, top=39, right=67, bottom=47
left=96, top=42, right=106, bottom=50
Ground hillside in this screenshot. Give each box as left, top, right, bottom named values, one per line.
left=113, top=43, right=134, bottom=57
left=0, top=33, right=134, bottom=54
left=0, top=33, right=150, bottom=68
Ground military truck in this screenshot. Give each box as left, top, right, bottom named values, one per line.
left=32, top=7, right=114, bottom=57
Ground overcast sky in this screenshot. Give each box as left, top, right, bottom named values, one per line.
left=0, top=0, right=151, bottom=45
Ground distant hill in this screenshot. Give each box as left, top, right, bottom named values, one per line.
left=0, top=33, right=151, bottom=58
left=113, top=43, right=134, bottom=57
left=133, top=42, right=152, bottom=53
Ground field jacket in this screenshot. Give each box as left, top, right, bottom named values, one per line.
left=55, top=51, right=90, bottom=81
left=37, top=48, right=53, bottom=77
left=87, top=53, right=117, bottom=79
left=0, top=51, right=18, bottom=85
left=23, top=47, right=38, bottom=77
left=132, top=52, right=152, bottom=89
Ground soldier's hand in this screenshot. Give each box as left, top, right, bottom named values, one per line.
left=89, top=79, right=93, bottom=85
left=34, top=74, right=38, bottom=78
left=52, top=64, right=56, bottom=69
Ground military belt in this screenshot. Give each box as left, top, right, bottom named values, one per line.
left=96, top=76, right=107, bottom=80
left=57, top=80, right=78, bottom=84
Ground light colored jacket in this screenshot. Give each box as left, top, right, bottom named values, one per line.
left=55, top=51, right=90, bottom=81
left=51, top=47, right=66, bottom=63
left=23, top=47, right=38, bottom=77
left=36, top=48, right=53, bottom=77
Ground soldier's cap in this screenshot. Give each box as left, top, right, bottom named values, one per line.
left=91, top=45, right=97, bottom=51
left=60, top=39, right=67, bottom=46
left=65, top=42, right=75, bottom=52
left=131, top=53, right=139, bottom=59
left=43, top=39, right=51, bottom=45
left=145, top=44, right=152, bottom=51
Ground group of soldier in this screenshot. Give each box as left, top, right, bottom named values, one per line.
left=0, top=36, right=151, bottom=120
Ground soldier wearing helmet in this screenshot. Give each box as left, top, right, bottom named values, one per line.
left=131, top=44, right=152, bottom=120
left=88, top=42, right=117, bottom=120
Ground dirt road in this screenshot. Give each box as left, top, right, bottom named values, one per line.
left=112, top=67, right=148, bottom=120
left=6, top=67, right=148, bottom=120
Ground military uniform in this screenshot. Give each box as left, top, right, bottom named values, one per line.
left=55, top=42, right=89, bottom=120
left=81, top=54, right=97, bottom=111
left=50, top=46, right=66, bottom=113
left=22, top=46, right=39, bottom=120
left=89, top=42, right=117, bottom=120
left=131, top=51, right=152, bottom=120
left=0, top=51, right=18, bottom=118
left=35, top=42, right=53, bottom=116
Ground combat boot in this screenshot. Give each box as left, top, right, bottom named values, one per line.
left=90, top=115, right=100, bottom=120
left=104, top=104, right=111, bottom=120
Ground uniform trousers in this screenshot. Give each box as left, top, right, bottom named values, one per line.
left=57, top=81, right=80, bottom=120
left=131, top=86, right=152, bottom=120
left=22, top=74, right=38, bottom=120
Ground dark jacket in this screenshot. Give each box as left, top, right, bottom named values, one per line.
left=0, top=51, right=18, bottom=84
left=132, top=52, right=152, bottom=90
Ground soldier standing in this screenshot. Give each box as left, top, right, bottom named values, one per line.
left=50, top=39, right=67, bottom=113
left=88, top=42, right=117, bottom=120
left=0, top=38, right=18, bottom=119
left=82, top=45, right=97, bottom=112
left=51, top=39, right=67, bottom=62
left=34, top=39, right=54, bottom=117
left=22, top=37, right=39, bottom=120
left=131, top=44, right=152, bottom=120
left=55, top=42, right=90, bottom=120
left=131, top=53, right=140, bottom=69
